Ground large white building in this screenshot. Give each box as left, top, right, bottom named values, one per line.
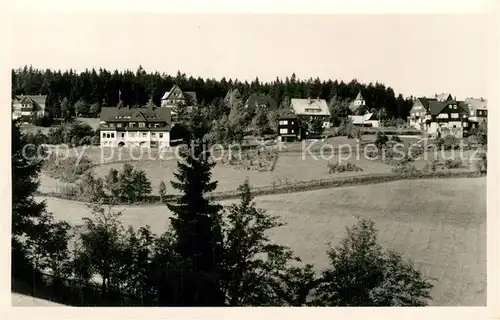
left=99, top=101, right=171, bottom=148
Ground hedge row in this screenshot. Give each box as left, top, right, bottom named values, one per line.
left=36, top=170, right=483, bottom=206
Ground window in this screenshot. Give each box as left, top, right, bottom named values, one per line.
left=151, top=132, right=156, bottom=137
left=111, top=133, right=115, bottom=138
left=279, top=120, right=288, bottom=125
left=130, top=122, right=136, bottom=127
left=451, top=113, right=459, bottom=119
left=155, top=124, right=160, bottom=128
left=159, top=133, right=164, bottom=138
left=148, top=123, right=152, bottom=128
left=279, top=128, right=288, bottom=134
left=121, top=133, right=125, bottom=138
left=139, top=122, right=146, bottom=128
left=142, top=132, right=147, bottom=138
left=102, top=133, right=106, bottom=138
left=106, top=133, right=110, bottom=138
left=117, top=123, right=122, bottom=128
left=437, top=113, right=449, bottom=119
left=463, top=122, right=468, bottom=127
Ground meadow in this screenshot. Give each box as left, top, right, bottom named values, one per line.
left=38, top=134, right=476, bottom=196
left=38, top=177, right=487, bottom=306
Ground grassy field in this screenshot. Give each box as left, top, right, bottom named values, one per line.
left=38, top=134, right=476, bottom=195
left=39, top=177, right=486, bottom=306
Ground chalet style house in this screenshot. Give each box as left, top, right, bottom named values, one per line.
left=409, top=93, right=471, bottom=138
left=348, top=91, right=366, bottom=114
left=161, top=85, right=197, bottom=122
left=290, top=98, right=331, bottom=128
left=99, top=100, right=171, bottom=148
left=12, top=94, right=47, bottom=123
left=465, top=97, right=488, bottom=128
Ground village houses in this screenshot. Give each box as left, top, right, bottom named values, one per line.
left=408, top=93, right=482, bottom=138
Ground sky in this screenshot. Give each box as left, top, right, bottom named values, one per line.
left=7, top=12, right=494, bottom=100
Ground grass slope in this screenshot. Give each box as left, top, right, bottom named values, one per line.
left=38, top=177, right=486, bottom=306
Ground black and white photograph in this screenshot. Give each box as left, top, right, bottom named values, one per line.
left=2, top=0, right=498, bottom=316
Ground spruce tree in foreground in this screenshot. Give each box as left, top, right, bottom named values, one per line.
left=221, top=180, right=318, bottom=306
left=166, top=107, right=225, bottom=306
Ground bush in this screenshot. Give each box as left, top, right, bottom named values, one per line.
left=374, top=132, right=388, bottom=149
left=43, top=153, right=95, bottom=182
left=391, top=135, right=402, bottom=142
left=474, top=150, right=487, bottom=174
left=422, top=160, right=438, bottom=173
left=391, top=163, right=422, bottom=177
left=32, top=115, right=55, bottom=127
left=444, top=159, right=463, bottom=169
left=327, top=161, right=363, bottom=174
left=91, top=136, right=100, bottom=146
left=435, top=135, right=460, bottom=151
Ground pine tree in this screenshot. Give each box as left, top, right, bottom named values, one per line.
left=12, top=119, right=47, bottom=279
left=166, top=107, right=225, bottom=306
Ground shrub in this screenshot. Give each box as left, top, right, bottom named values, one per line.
left=91, top=135, right=100, bottom=146
left=444, top=159, right=463, bottom=169
left=327, top=161, right=363, bottom=174
left=374, top=132, right=388, bottom=149
left=422, top=160, right=438, bottom=173
left=391, top=135, right=402, bottom=142
left=391, top=163, right=422, bottom=177
left=436, top=135, right=460, bottom=151
left=474, top=150, right=487, bottom=174
left=43, top=153, right=95, bottom=182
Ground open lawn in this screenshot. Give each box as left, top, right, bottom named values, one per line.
left=38, top=142, right=477, bottom=195
left=39, top=177, right=486, bottom=306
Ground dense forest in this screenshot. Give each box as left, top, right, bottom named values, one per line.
left=11, top=65, right=413, bottom=120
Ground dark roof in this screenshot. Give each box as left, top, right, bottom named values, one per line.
left=245, top=93, right=276, bottom=108
left=428, top=100, right=467, bottom=116
left=100, top=106, right=171, bottom=124
left=416, top=97, right=437, bottom=111
left=184, top=91, right=197, bottom=103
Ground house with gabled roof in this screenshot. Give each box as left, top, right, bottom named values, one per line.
left=348, top=91, right=366, bottom=114
left=409, top=97, right=437, bottom=130
left=434, top=92, right=453, bottom=102
left=12, top=94, right=48, bottom=123
left=99, top=100, right=171, bottom=148
left=224, top=88, right=242, bottom=107
left=424, top=100, right=470, bottom=138
left=161, top=85, right=197, bottom=122
left=245, top=93, right=276, bottom=110
left=465, top=97, right=487, bottom=127
left=290, top=98, right=331, bottom=128
left=348, top=112, right=379, bottom=127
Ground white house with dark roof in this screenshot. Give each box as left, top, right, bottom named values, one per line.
left=290, top=98, right=331, bottom=128
left=12, top=94, right=47, bottom=123
left=99, top=100, right=171, bottom=148
left=348, top=91, right=366, bottom=114
left=161, top=85, right=197, bottom=122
